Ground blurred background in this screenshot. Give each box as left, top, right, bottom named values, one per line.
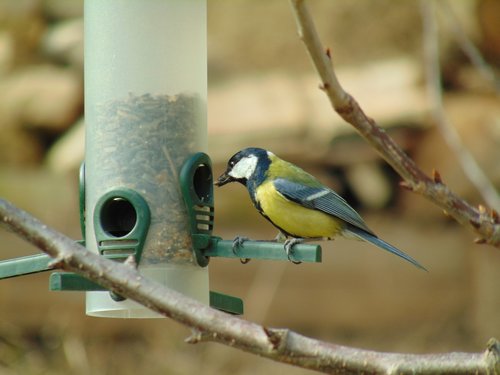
left=1, top=0, right=499, bottom=374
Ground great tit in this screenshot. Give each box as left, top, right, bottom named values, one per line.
left=215, top=147, right=426, bottom=270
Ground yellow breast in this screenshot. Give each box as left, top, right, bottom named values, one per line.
left=255, top=181, right=344, bottom=238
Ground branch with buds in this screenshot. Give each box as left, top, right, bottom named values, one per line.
left=289, top=0, right=500, bottom=247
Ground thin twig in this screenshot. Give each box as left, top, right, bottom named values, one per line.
left=421, top=0, right=500, bottom=212
left=1, top=198, right=498, bottom=374
left=289, top=0, right=500, bottom=246
left=437, top=0, right=499, bottom=91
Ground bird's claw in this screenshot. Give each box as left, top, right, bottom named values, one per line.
left=232, top=236, right=251, bottom=264
left=284, top=238, right=303, bottom=265
left=232, top=236, right=249, bottom=253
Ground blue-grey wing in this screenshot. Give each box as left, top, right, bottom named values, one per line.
left=273, top=178, right=374, bottom=235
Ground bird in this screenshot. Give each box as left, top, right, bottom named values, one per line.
left=215, top=147, right=426, bottom=270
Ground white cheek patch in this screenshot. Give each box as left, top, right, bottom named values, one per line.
left=229, top=155, right=258, bottom=179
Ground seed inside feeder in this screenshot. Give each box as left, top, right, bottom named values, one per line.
left=91, top=92, right=204, bottom=265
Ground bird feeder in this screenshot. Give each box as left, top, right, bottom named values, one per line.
left=82, top=0, right=211, bottom=317
left=0, top=0, right=322, bottom=318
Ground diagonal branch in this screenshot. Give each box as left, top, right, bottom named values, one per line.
left=1, top=198, right=498, bottom=374
left=289, top=0, right=500, bottom=247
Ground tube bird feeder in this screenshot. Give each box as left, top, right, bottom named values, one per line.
left=84, top=0, right=209, bottom=318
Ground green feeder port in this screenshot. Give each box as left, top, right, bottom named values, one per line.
left=92, top=188, right=150, bottom=302
left=180, top=152, right=214, bottom=267
left=93, top=188, right=150, bottom=264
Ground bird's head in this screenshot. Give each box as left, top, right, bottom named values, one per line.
left=215, top=147, right=272, bottom=187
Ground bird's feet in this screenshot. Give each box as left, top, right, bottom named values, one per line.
left=232, top=236, right=251, bottom=264
left=284, top=238, right=303, bottom=264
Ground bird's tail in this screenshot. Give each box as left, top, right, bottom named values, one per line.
left=346, top=226, right=427, bottom=271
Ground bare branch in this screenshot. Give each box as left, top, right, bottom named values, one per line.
left=421, top=0, right=500, bottom=211
left=289, top=0, right=500, bottom=247
left=1, top=198, right=499, bottom=373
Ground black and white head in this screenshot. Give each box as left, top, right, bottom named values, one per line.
left=215, top=147, right=272, bottom=187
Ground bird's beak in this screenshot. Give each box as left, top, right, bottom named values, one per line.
left=215, top=172, right=233, bottom=187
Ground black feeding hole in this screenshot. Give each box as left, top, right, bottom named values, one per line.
left=100, top=197, right=137, bottom=237
left=193, top=164, right=212, bottom=202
